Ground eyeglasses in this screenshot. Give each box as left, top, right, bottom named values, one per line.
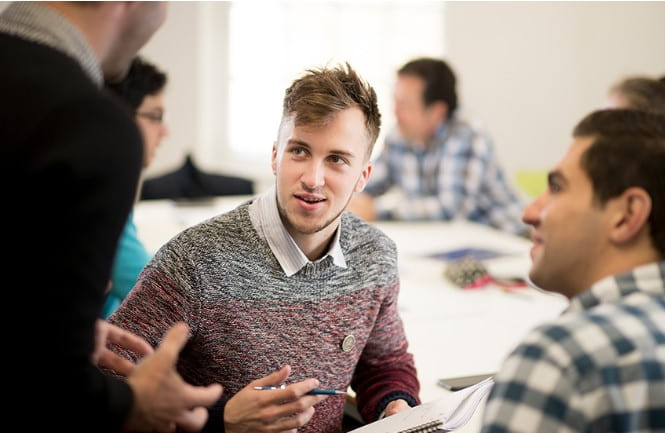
left=136, top=111, right=164, bottom=124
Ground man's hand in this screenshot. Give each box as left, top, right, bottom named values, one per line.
left=224, top=365, right=328, bottom=433
left=384, top=399, right=411, bottom=417
left=92, top=319, right=153, bottom=376
left=126, top=323, right=224, bottom=433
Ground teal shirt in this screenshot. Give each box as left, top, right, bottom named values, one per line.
left=102, top=212, right=151, bottom=318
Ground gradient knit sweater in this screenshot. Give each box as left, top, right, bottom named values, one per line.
left=109, top=202, right=420, bottom=432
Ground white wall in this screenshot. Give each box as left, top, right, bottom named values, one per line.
left=6, top=1, right=663, bottom=185
left=446, top=1, right=665, bottom=177
left=140, top=2, right=449, bottom=192
left=135, top=2, right=665, bottom=185
left=139, top=2, right=210, bottom=177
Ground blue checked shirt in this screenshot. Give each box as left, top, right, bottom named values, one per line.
left=481, top=261, right=665, bottom=433
left=364, top=116, right=526, bottom=235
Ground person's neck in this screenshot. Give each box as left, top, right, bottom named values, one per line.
left=287, top=220, right=340, bottom=262
left=412, top=122, right=445, bottom=150
left=45, top=2, right=116, bottom=68
left=409, top=138, right=428, bottom=150
left=571, top=246, right=662, bottom=299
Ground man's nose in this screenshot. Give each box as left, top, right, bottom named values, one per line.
left=522, top=192, right=547, bottom=227
left=301, top=160, right=325, bottom=190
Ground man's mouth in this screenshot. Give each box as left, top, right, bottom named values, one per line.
left=295, top=194, right=326, bottom=204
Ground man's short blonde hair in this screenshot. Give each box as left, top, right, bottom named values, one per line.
left=281, top=63, right=381, bottom=157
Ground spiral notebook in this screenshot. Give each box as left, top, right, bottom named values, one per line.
left=349, top=377, right=494, bottom=433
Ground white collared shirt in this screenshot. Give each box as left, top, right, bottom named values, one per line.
left=248, top=187, right=347, bottom=276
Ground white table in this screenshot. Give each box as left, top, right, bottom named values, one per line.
left=373, top=221, right=567, bottom=432
left=134, top=197, right=568, bottom=432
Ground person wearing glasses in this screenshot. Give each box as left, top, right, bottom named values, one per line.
left=103, top=57, right=169, bottom=318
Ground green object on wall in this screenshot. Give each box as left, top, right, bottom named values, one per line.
left=516, top=170, right=547, bottom=198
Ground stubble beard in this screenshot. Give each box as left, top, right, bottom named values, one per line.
left=277, top=192, right=354, bottom=236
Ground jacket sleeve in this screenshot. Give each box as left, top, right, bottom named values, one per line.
left=42, top=96, right=143, bottom=431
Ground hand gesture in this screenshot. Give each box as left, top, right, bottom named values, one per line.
left=92, top=319, right=153, bottom=376
left=224, top=365, right=328, bottom=433
left=126, top=322, right=224, bottom=432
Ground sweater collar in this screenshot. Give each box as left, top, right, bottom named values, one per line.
left=248, top=187, right=347, bottom=276
left=0, top=2, right=103, bottom=86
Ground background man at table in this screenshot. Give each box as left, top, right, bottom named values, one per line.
left=109, top=64, right=420, bottom=432
left=348, top=57, right=525, bottom=235
left=482, top=109, right=665, bottom=432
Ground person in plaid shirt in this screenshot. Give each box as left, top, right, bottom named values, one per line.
left=482, top=109, right=665, bottom=432
left=348, top=57, right=525, bottom=235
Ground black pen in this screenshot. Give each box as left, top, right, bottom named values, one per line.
left=253, top=385, right=347, bottom=396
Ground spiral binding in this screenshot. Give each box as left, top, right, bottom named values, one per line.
left=398, top=420, right=444, bottom=433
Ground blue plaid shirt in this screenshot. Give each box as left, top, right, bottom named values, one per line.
left=364, top=116, right=525, bottom=235
left=481, top=261, right=665, bottom=433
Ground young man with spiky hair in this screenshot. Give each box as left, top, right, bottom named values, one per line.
left=110, top=64, right=420, bottom=432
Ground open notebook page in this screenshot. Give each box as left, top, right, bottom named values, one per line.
left=349, top=377, right=494, bottom=433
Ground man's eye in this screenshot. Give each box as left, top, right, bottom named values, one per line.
left=329, top=155, right=346, bottom=164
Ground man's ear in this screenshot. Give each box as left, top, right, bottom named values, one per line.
left=608, top=187, right=652, bottom=245
left=354, top=162, right=373, bottom=193
left=427, top=101, right=448, bottom=125
left=271, top=142, right=278, bottom=176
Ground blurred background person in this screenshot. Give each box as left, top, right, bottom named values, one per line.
left=607, top=74, right=665, bottom=115
left=348, top=57, right=525, bottom=235
left=104, top=56, right=168, bottom=318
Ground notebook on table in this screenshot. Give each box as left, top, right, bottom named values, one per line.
left=348, top=377, right=494, bottom=433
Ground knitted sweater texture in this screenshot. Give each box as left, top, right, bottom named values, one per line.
left=110, top=203, right=420, bottom=432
